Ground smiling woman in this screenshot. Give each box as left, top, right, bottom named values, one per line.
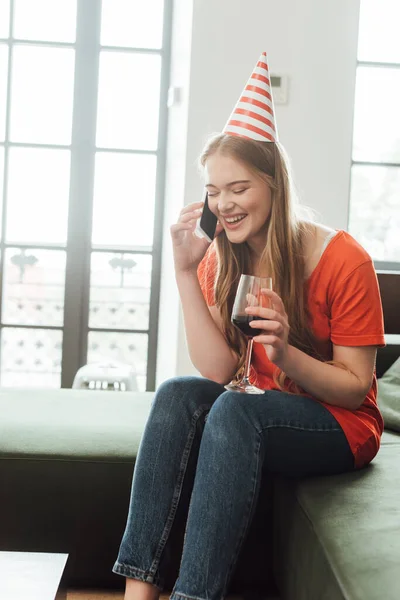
left=199, top=133, right=317, bottom=381
left=114, top=52, right=386, bottom=600
left=197, top=132, right=383, bottom=412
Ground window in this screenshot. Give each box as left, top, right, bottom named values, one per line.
left=0, top=0, right=171, bottom=390
left=349, top=0, right=400, bottom=268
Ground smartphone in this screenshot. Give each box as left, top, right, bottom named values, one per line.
left=196, top=192, right=218, bottom=243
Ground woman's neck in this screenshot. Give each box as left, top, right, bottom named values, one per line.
left=248, top=248, right=269, bottom=278
left=246, top=234, right=266, bottom=260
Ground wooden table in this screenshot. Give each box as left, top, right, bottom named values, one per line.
left=0, top=551, right=68, bottom=600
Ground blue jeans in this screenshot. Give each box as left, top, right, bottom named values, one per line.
left=113, top=376, right=355, bottom=599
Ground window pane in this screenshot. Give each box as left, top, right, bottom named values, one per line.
left=101, top=0, right=164, bottom=49
left=0, top=44, right=8, bottom=141
left=358, top=0, right=400, bottom=63
left=89, top=252, right=151, bottom=330
left=6, top=147, right=70, bottom=244
left=13, top=0, right=77, bottom=43
left=87, top=331, right=148, bottom=391
left=1, top=327, right=62, bottom=388
left=2, top=248, right=66, bottom=327
left=10, top=45, right=75, bottom=144
left=349, top=165, right=400, bottom=262
left=0, top=0, right=10, bottom=38
left=0, top=147, right=3, bottom=234
left=92, top=153, right=156, bottom=247
left=96, top=51, right=161, bottom=150
left=352, top=67, right=400, bottom=163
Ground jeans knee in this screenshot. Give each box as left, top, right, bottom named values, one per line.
left=203, top=393, right=257, bottom=452
left=154, top=376, right=223, bottom=413
left=157, top=376, right=201, bottom=397
left=206, top=391, right=250, bottom=426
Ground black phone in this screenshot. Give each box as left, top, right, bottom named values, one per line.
left=197, top=192, right=217, bottom=242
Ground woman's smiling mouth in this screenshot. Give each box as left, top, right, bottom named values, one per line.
left=222, top=214, right=248, bottom=230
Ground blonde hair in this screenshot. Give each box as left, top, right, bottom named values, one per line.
left=200, top=133, right=328, bottom=391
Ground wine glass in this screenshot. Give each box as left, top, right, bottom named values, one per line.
left=225, top=275, right=273, bottom=394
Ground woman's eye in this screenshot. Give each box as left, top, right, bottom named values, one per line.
left=233, top=189, right=247, bottom=195
left=207, top=192, right=219, bottom=197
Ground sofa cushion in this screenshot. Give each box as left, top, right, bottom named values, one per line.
left=378, top=357, right=400, bottom=433
left=381, top=430, right=400, bottom=445
left=273, top=430, right=400, bottom=600
left=0, top=389, right=154, bottom=460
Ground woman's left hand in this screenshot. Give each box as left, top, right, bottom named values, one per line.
left=245, top=289, right=290, bottom=368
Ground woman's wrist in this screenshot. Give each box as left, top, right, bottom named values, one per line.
left=276, top=344, right=294, bottom=372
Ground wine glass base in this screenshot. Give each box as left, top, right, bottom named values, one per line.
left=224, top=382, right=265, bottom=395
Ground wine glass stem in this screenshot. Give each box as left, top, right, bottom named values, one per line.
left=242, top=338, right=254, bottom=383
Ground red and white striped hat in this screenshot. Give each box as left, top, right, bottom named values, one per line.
left=223, top=52, right=278, bottom=142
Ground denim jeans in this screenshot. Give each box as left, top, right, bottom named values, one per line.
left=113, top=376, right=355, bottom=600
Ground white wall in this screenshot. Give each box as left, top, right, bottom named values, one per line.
left=155, top=0, right=194, bottom=385
left=157, top=0, right=361, bottom=384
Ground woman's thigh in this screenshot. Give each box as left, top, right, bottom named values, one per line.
left=221, top=389, right=355, bottom=478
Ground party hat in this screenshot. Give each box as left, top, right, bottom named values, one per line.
left=223, top=52, right=278, bottom=142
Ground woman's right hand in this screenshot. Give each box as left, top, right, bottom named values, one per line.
left=170, top=202, right=215, bottom=274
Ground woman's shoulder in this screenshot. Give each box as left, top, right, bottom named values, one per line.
left=305, top=223, right=374, bottom=284
left=303, top=223, right=337, bottom=279
left=320, top=227, right=373, bottom=266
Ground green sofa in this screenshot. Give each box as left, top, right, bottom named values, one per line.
left=273, top=429, right=400, bottom=600
left=0, top=271, right=399, bottom=599
left=0, top=388, right=276, bottom=595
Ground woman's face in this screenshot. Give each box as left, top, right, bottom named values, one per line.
left=204, top=152, right=272, bottom=248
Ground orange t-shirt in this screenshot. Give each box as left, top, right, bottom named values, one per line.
left=197, top=230, right=385, bottom=469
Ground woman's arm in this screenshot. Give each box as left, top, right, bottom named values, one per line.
left=247, top=289, right=377, bottom=410
left=279, top=344, right=376, bottom=410
left=177, top=271, right=238, bottom=385
left=170, top=202, right=237, bottom=385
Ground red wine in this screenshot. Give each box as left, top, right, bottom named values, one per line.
left=232, top=314, right=263, bottom=337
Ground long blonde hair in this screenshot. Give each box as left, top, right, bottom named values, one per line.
left=200, top=133, right=325, bottom=391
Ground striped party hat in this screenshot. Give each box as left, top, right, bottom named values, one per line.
left=223, top=52, right=278, bottom=142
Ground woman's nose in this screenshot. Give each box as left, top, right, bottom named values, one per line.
left=217, top=194, right=236, bottom=214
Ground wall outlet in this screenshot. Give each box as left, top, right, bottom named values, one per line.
left=270, top=74, right=288, bottom=104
